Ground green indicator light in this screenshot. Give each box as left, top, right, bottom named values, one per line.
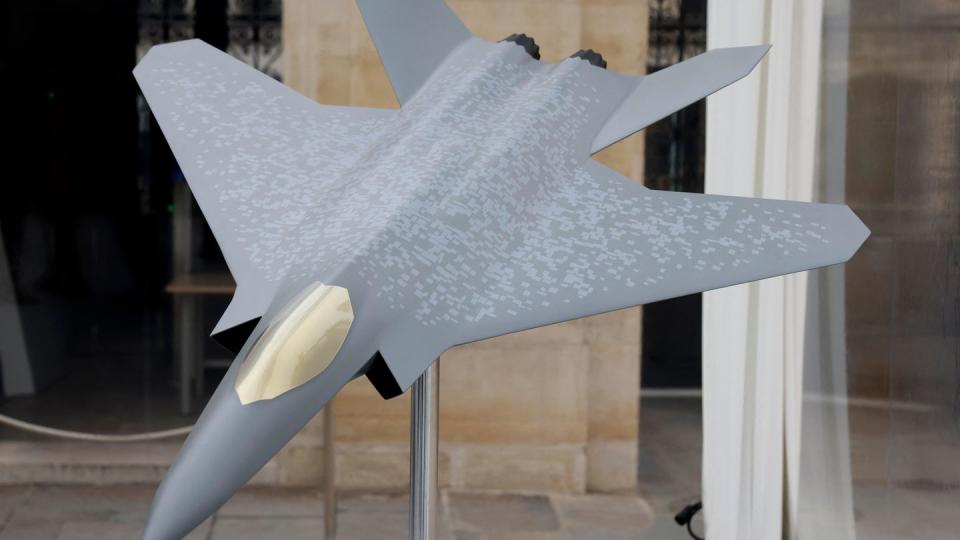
left=166, top=204, right=175, bottom=214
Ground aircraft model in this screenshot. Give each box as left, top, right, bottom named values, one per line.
left=134, top=0, right=869, bottom=538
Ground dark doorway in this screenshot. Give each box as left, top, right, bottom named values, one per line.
left=0, top=0, right=185, bottom=434
left=0, top=0, right=280, bottom=436
left=641, top=0, right=706, bottom=389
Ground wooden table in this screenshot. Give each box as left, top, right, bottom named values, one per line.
left=165, top=272, right=236, bottom=415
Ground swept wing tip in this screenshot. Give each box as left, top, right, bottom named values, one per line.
left=726, top=43, right=771, bottom=69
left=821, top=204, right=871, bottom=264
left=708, top=44, right=771, bottom=73
left=134, top=38, right=212, bottom=72
left=843, top=206, right=872, bottom=261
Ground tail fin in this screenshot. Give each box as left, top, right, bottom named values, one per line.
left=591, top=45, right=770, bottom=153
left=356, top=0, right=473, bottom=104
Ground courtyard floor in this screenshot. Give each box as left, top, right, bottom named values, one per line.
left=0, top=397, right=957, bottom=539
left=0, top=485, right=695, bottom=540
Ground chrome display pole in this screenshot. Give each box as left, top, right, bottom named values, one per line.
left=323, top=402, right=336, bottom=539
left=409, top=360, right=439, bottom=540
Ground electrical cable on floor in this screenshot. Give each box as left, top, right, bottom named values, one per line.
left=0, top=413, right=192, bottom=442
left=674, top=500, right=704, bottom=540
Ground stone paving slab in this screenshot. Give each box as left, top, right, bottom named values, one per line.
left=217, top=487, right=324, bottom=518
left=0, top=485, right=658, bottom=539
left=0, top=514, right=62, bottom=540
left=210, top=517, right=326, bottom=540
left=448, top=493, right=561, bottom=536
left=551, top=494, right=653, bottom=529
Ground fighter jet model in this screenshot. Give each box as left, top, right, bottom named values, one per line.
left=134, top=0, right=869, bottom=538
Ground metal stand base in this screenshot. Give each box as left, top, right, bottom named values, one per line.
left=409, top=360, right=439, bottom=540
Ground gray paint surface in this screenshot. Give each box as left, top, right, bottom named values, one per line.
left=133, top=1, right=869, bottom=538
left=590, top=45, right=771, bottom=152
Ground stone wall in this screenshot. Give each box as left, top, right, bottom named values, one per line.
left=278, top=0, right=648, bottom=494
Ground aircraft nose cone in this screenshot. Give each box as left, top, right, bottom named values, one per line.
left=139, top=369, right=327, bottom=539
left=142, top=435, right=241, bottom=540
left=143, top=401, right=251, bottom=540
left=137, top=296, right=363, bottom=539
left=142, top=492, right=190, bottom=540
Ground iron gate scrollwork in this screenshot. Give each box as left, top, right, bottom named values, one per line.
left=645, top=0, right=706, bottom=193
left=227, top=0, right=283, bottom=80
left=136, top=0, right=282, bottom=79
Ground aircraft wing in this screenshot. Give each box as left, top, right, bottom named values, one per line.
left=377, top=159, right=869, bottom=392
left=355, top=0, right=473, bottom=105
left=591, top=45, right=770, bottom=153
left=354, top=0, right=766, bottom=147
left=133, top=39, right=395, bottom=346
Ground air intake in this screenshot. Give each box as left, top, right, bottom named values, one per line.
left=570, top=49, right=607, bottom=69
left=501, top=33, right=541, bottom=60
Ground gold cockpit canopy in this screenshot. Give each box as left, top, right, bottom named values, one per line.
left=235, top=283, right=354, bottom=404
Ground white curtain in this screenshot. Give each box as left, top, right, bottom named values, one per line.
left=702, top=0, right=854, bottom=538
